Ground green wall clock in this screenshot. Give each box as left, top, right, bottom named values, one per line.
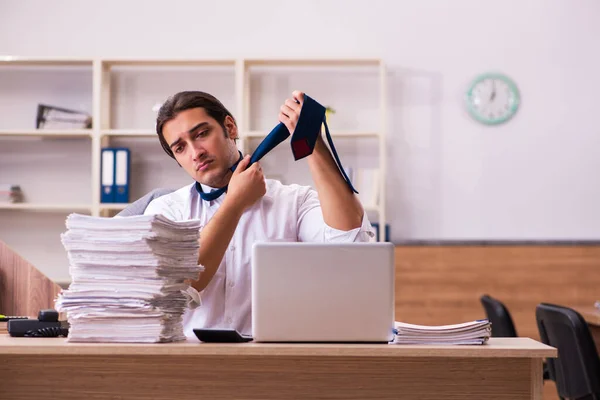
left=465, top=73, right=520, bottom=125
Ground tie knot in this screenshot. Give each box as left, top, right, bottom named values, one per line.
left=196, top=182, right=227, bottom=201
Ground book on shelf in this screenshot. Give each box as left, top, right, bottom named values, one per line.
left=391, top=319, right=492, bottom=345
left=0, top=184, right=23, bottom=204
left=36, top=104, right=92, bottom=130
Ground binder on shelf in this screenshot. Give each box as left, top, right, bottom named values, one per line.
left=101, top=149, right=115, bottom=203
left=371, top=222, right=390, bottom=242
left=114, top=148, right=131, bottom=204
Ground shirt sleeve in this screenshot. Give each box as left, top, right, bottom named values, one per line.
left=296, top=187, right=376, bottom=243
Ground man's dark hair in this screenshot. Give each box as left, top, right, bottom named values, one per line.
left=156, top=91, right=236, bottom=159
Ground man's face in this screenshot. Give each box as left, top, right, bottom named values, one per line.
left=162, top=107, right=239, bottom=188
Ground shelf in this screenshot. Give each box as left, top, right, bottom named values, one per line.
left=99, top=203, right=129, bottom=211
left=0, top=56, right=93, bottom=66
left=244, top=58, right=381, bottom=67
left=244, top=131, right=380, bottom=139
left=102, top=59, right=236, bottom=67
left=101, top=129, right=156, bottom=137
left=0, top=129, right=92, bottom=138
left=0, top=57, right=380, bottom=68
left=0, top=203, right=92, bottom=212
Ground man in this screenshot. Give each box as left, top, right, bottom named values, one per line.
left=144, top=90, right=374, bottom=338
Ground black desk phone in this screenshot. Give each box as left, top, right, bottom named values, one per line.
left=8, top=309, right=69, bottom=337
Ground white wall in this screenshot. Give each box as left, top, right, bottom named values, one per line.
left=2, top=0, right=600, bottom=243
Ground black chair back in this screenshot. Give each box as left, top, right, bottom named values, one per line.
left=536, top=303, right=600, bottom=400
left=480, top=294, right=518, bottom=337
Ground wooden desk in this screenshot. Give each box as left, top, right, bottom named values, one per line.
left=0, top=336, right=555, bottom=400
left=577, top=306, right=600, bottom=352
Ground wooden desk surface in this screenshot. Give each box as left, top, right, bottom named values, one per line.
left=0, top=335, right=556, bottom=358
left=0, top=335, right=555, bottom=400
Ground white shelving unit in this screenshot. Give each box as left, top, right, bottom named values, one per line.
left=0, top=203, right=92, bottom=212
left=0, top=129, right=92, bottom=138
left=0, top=56, right=387, bottom=283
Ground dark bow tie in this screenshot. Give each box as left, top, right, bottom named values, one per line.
left=196, top=94, right=357, bottom=201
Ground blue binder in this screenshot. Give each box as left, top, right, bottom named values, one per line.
left=113, top=148, right=130, bottom=203
left=100, top=148, right=115, bottom=203
left=371, top=222, right=390, bottom=242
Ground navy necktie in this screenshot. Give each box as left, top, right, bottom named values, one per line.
left=196, top=94, right=357, bottom=201
left=290, top=95, right=357, bottom=194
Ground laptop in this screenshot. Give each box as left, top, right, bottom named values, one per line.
left=251, top=242, right=395, bottom=343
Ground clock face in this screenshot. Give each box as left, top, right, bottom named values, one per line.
left=466, top=73, right=520, bottom=125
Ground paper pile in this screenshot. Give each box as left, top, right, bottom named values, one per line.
left=392, top=319, right=491, bottom=345
left=55, top=213, right=204, bottom=343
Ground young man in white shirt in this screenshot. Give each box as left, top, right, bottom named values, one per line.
left=144, top=90, right=374, bottom=338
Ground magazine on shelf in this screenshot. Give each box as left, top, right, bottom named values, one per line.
left=36, top=104, right=92, bottom=129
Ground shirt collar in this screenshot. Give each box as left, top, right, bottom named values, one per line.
left=200, top=183, right=218, bottom=193
left=197, top=182, right=225, bottom=208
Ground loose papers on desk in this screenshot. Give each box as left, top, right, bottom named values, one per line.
left=55, top=213, right=204, bottom=343
left=392, top=319, right=491, bottom=345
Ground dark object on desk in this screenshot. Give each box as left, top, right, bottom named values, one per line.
left=481, top=294, right=551, bottom=380
left=193, top=329, right=253, bottom=343
left=536, top=303, right=600, bottom=400
left=8, top=309, right=68, bottom=338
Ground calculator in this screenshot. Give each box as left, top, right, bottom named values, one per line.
left=193, top=328, right=253, bottom=343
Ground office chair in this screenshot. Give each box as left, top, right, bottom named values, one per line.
left=536, top=303, right=600, bottom=400
left=480, top=294, right=550, bottom=380
left=480, top=294, right=518, bottom=337
left=116, top=188, right=174, bottom=217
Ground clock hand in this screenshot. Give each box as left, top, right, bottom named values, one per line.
left=490, top=80, right=496, bottom=102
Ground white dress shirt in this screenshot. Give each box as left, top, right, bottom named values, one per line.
left=144, top=179, right=375, bottom=338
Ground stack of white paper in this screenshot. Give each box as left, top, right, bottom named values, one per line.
left=392, top=320, right=491, bottom=345
left=55, top=213, right=204, bottom=343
